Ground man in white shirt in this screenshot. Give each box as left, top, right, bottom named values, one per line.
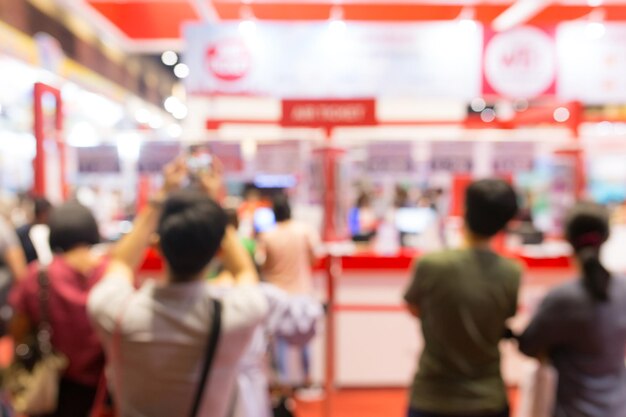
left=88, top=159, right=268, bottom=417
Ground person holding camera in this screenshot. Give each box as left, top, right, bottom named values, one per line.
left=87, top=158, right=268, bottom=417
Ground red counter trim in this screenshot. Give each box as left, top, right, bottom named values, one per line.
left=139, top=249, right=572, bottom=273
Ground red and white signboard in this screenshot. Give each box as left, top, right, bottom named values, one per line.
left=281, top=99, right=376, bottom=128
left=483, top=26, right=557, bottom=100
left=184, top=22, right=482, bottom=99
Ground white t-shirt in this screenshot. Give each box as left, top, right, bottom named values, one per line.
left=87, top=275, right=268, bottom=417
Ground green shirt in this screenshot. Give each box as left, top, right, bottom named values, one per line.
left=404, top=248, right=521, bottom=414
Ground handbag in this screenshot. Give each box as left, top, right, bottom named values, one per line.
left=189, top=298, right=222, bottom=417
left=5, top=266, right=68, bottom=415
left=516, top=360, right=558, bottom=417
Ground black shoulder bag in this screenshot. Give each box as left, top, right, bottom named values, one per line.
left=189, top=298, right=223, bottom=417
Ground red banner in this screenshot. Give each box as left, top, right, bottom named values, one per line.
left=281, top=99, right=377, bottom=128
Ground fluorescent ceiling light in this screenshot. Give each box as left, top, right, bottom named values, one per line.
left=492, top=0, right=550, bottom=32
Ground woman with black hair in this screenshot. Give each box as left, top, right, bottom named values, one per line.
left=519, top=202, right=626, bottom=417
left=9, top=201, right=107, bottom=417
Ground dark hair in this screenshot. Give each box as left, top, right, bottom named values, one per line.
left=225, top=208, right=239, bottom=229
left=48, top=202, right=100, bottom=253
left=465, top=179, right=518, bottom=238
left=33, top=197, right=52, bottom=221
left=158, top=190, right=227, bottom=281
left=273, top=194, right=291, bottom=222
left=565, top=202, right=611, bottom=302
left=356, top=193, right=370, bottom=209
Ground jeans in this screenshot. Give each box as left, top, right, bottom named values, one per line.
left=273, top=336, right=311, bottom=385
left=408, top=407, right=510, bottom=417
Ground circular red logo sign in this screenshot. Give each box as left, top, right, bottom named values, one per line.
left=206, top=39, right=251, bottom=82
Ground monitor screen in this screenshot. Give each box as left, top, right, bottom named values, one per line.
left=254, top=207, right=276, bottom=233
left=395, top=208, right=436, bottom=234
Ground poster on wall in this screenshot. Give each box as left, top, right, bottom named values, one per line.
left=138, top=142, right=181, bottom=173
left=366, top=142, right=413, bottom=173
left=184, top=22, right=482, bottom=98
left=483, top=26, right=557, bottom=99
left=211, top=142, right=244, bottom=173
left=430, top=142, right=474, bottom=173
left=492, top=142, right=535, bottom=175
left=77, top=146, right=120, bottom=174
left=255, top=142, right=301, bottom=174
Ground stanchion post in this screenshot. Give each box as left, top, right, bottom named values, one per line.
left=324, top=255, right=338, bottom=417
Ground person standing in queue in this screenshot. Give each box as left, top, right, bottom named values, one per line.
left=403, top=179, right=521, bottom=417
left=519, top=202, right=626, bottom=417
left=9, top=201, right=107, bottom=417
left=16, top=196, right=53, bottom=265
left=87, top=158, right=268, bottom=417
left=257, top=194, right=320, bottom=387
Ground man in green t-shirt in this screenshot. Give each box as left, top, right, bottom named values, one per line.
left=404, top=179, right=521, bottom=417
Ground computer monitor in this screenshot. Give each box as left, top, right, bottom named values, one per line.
left=254, top=207, right=276, bottom=233
left=395, top=207, right=436, bottom=234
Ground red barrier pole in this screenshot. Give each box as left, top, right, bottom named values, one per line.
left=324, top=255, right=338, bottom=417
left=33, top=83, right=46, bottom=196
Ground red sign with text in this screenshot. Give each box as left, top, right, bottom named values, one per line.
left=281, top=99, right=377, bottom=128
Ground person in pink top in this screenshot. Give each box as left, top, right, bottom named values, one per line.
left=257, top=194, right=320, bottom=387
left=257, top=194, right=319, bottom=295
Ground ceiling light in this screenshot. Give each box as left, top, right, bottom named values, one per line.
left=553, top=107, right=570, bottom=123
left=492, top=0, right=549, bottom=32
left=480, top=108, right=496, bottom=123
left=174, top=63, right=190, bottom=79
left=173, top=105, right=188, bottom=120
left=458, top=7, right=477, bottom=31
left=164, top=96, right=181, bottom=114
left=470, top=98, right=487, bottom=112
left=135, top=108, right=151, bottom=124
left=587, top=0, right=602, bottom=7
left=161, top=51, right=178, bottom=66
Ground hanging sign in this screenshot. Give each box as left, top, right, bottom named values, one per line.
left=184, top=22, right=482, bottom=99
left=282, top=99, right=377, bottom=127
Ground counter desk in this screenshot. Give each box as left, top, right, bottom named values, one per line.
left=138, top=247, right=575, bottom=388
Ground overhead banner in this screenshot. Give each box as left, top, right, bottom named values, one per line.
left=184, top=22, right=483, bottom=99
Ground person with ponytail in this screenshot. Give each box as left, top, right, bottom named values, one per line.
left=519, top=202, right=626, bottom=417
